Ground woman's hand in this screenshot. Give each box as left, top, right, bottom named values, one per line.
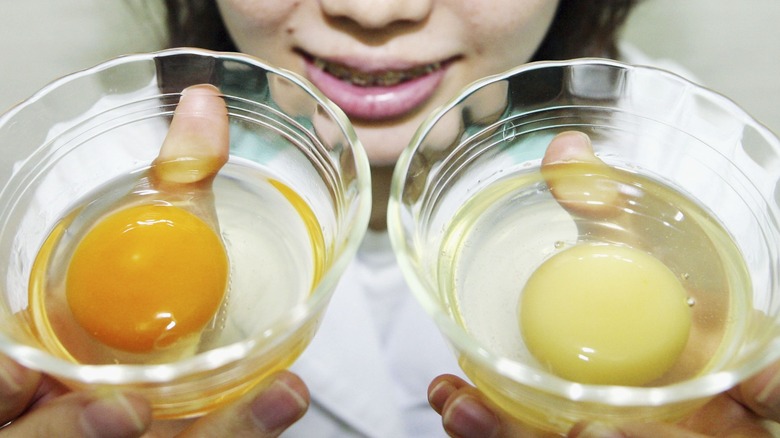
left=0, top=354, right=309, bottom=437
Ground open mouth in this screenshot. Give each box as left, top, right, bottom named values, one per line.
left=302, top=52, right=455, bottom=120
left=311, top=56, right=444, bottom=88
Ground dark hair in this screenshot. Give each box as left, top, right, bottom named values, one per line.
left=164, top=0, right=641, bottom=60
left=534, top=0, right=641, bottom=60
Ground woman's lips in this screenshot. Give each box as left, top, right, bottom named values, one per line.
left=304, top=56, right=450, bottom=121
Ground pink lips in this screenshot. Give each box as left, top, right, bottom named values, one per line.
left=304, top=57, right=448, bottom=121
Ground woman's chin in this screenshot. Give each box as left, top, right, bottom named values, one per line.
left=353, top=121, right=419, bottom=167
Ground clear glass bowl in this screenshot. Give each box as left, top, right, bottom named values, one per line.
left=0, top=48, right=371, bottom=418
left=388, top=58, right=780, bottom=432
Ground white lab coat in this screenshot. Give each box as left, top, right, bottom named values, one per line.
left=287, top=230, right=462, bottom=437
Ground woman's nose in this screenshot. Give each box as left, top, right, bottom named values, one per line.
left=319, top=0, right=433, bottom=28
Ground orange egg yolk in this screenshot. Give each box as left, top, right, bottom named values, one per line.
left=66, top=203, right=228, bottom=353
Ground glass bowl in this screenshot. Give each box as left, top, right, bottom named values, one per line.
left=388, top=58, right=780, bottom=432
left=0, top=48, right=371, bottom=419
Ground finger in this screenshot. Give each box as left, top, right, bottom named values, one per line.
left=729, top=360, right=780, bottom=423
left=541, top=131, right=621, bottom=219
left=2, top=390, right=150, bottom=438
left=428, top=374, right=471, bottom=415
left=0, top=354, right=42, bottom=424
left=178, top=370, right=309, bottom=437
left=25, top=375, right=70, bottom=412
left=152, top=84, right=229, bottom=186
left=432, top=378, right=558, bottom=438
left=439, top=387, right=500, bottom=438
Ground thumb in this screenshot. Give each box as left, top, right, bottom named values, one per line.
left=152, top=84, right=229, bottom=186
left=541, top=131, right=622, bottom=219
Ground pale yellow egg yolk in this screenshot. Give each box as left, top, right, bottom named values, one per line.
left=66, top=204, right=228, bottom=353
left=519, top=243, right=691, bottom=386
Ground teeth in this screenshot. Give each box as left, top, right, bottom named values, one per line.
left=314, top=58, right=442, bottom=87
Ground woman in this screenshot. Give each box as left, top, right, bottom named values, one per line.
left=1, top=1, right=777, bottom=436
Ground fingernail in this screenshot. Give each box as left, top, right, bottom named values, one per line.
left=182, top=83, right=221, bottom=96
left=545, top=131, right=594, bottom=164
left=428, top=380, right=456, bottom=413
left=574, top=422, right=625, bottom=438
left=81, top=392, right=149, bottom=438
left=442, top=393, right=499, bottom=438
left=250, top=377, right=308, bottom=433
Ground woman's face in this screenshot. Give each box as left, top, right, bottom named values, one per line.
left=216, top=0, right=559, bottom=166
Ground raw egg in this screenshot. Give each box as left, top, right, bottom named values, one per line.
left=66, top=203, right=228, bottom=353
left=519, top=243, right=691, bottom=386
